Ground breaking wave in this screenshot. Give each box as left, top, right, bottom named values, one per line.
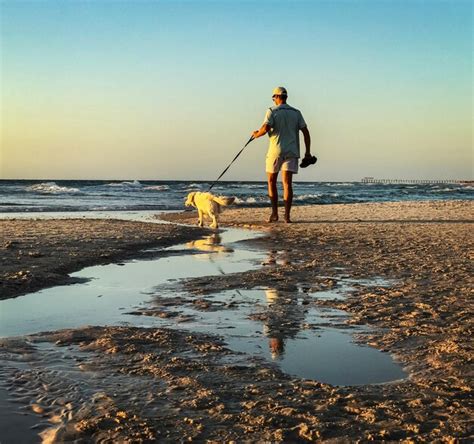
left=143, top=185, right=169, bottom=191
left=185, top=184, right=205, bottom=191
left=234, top=197, right=260, bottom=204
left=107, top=180, right=142, bottom=188
left=294, top=193, right=323, bottom=201
left=428, top=187, right=459, bottom=193
left=26, top=182, right=80, bottom=194
left=324, top=182, right=355, bottom=187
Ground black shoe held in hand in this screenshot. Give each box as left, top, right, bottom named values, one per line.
left=300, top=155, right=317, bottom=168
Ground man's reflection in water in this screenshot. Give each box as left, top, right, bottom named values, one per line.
left=262, top=287, right=307, bottom=360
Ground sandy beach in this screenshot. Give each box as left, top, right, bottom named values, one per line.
left=0, top=200, right=472, bottom=442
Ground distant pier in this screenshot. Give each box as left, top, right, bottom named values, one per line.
left=361, top=177, right=473, bottom=185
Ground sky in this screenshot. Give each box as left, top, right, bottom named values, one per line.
left=1, top=0, right=472, bottom=181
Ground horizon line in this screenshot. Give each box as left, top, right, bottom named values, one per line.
left=1, top=178, right=473, bottom=183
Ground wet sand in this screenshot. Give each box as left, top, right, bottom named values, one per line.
left=1, top=201, right=473, bottom=442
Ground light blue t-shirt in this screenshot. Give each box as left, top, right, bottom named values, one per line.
left=263, top=103, right=307, bottom=158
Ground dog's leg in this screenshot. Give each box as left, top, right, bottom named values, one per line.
left=210, top=214, right=218, bottom=229
left=198, top=210, right=204, bottom=227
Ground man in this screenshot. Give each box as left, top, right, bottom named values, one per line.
left=252, top=86, right=312, bottom=223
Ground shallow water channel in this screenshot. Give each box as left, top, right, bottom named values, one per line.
left=0, top=217, right=405, bottom=386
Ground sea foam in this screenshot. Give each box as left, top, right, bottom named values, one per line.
left=26, top=182, right=80, bottom=194
left=107, top=180, right=142, bottom=188
left=143, top=185, right=169, bottom=191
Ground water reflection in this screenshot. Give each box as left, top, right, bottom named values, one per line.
left=0, top=218, right=405, bottom=385
left=209, top=287, right=407, bottom=385
left=262, top=249, right=291, bottom=266
left=0, top=229, right=265, bottom=338
left=186, top=233, right=233, bottom=258
left=263, top=288, right=306, bottom=360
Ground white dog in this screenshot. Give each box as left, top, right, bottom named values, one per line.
left=185, top=192, right=235, bottom=229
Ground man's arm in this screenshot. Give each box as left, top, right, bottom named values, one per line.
left=252, top=123, right=271, bottom=139
left=301, top=126, right=311, bottom=156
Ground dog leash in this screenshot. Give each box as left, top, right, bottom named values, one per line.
left=208, top=136, right=254, bottom=191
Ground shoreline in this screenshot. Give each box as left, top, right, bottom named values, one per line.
left=0, top=200, right=472, bottom=441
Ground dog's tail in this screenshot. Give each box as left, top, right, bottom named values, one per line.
left=213, top=196, right=235, bottom=206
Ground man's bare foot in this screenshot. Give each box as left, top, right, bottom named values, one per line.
left=267, top=214, right=279, bottom=223
left=284, top=218, right=292, bottom=224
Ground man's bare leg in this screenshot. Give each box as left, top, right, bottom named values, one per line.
left=282, top=170, right=293, bottom=223
left=267, top=172, right=279, bottom=222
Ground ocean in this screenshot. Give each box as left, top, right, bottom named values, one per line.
left=0, top=180, right=472, bottom=213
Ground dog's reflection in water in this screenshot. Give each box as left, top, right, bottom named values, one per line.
left=262, top=287, right=306, bottom=360
left=262, top=250, right=291, bottom=266
left=186, top=233, right=233, bottom=260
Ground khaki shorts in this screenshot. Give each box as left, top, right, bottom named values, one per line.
left=265, top=156, right=299, bottom=174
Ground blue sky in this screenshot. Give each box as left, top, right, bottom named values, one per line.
left=1, top=0, right=472, bottom=180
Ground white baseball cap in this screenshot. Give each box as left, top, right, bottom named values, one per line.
left=272, top=86, right=288, bottom=97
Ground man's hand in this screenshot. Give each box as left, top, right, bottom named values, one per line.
left=252, top=123, right=271, bottom=140
left=300, top=153, right=317, bottom=168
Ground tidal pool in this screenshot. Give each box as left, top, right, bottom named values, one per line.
left=149, top=287, right=405, bottom=386
left=0, top=225, right=405, bottom=386
left=0, top=229, right=264, bottom=337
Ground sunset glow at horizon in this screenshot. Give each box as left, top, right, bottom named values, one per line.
left=1, top=0, right=472, bottom=181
